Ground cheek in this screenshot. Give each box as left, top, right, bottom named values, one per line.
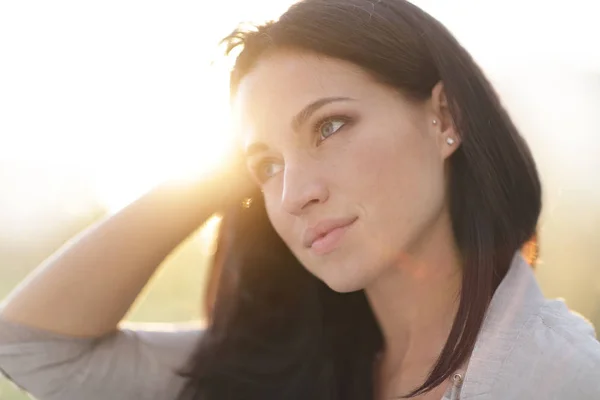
left=350, top=127, right=445, bottom=222
left=263, top=191, right=282, bottom=232
left=348, top=135, right=418, bottom=193
left=262, top=190, right=296, bottom=249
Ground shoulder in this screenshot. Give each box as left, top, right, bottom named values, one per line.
left=463, top=255, right=600, bottom=399
left=494, top=299, right=600, bottom=399
left=525, top=298, right=599, bottom=372
left=0, top=318, right=204, bottom=400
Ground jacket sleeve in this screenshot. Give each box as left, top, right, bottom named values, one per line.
left=0, top=317, right=202, bottom=400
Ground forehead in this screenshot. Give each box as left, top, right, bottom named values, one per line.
left=232, top=51, right=375, bottom=147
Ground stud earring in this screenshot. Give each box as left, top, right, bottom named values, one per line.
left=446, top=137, right=455, bottom=145
left=432, top=119, right=438, bottom=125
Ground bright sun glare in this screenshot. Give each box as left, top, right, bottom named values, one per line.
left=1, top=0, right=598, bottom=217
left=0, top=1, right=294, bottom=215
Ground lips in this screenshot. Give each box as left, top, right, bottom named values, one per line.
left=302, top=217, right=357, bottom=251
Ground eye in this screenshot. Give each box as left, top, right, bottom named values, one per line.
left=250, top=158, right=284, bottom=184
left=316, top=117, right=348, bottom=142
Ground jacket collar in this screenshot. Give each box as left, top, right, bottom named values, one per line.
left=459, top=253, right=545, bottom=399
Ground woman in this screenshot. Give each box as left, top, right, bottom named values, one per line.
left=1, top=0, right=599, bottom=399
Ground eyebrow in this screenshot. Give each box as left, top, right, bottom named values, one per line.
left=245, top=142, right=269, bottom=160
left=292, top=96, right=355, bottom=131
left=244, top=96, right=355, bottom=159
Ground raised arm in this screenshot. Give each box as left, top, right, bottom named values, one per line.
left=0, top=161, right=251, bottom=337
left=0, top=162, right=252, bottom=400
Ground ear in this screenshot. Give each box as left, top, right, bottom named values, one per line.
left=430, top=81, right=460, bottom=160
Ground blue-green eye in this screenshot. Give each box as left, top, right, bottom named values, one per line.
left=252, top=159, right=284, bottom=183
left=262, top=161, right=283, bottom=178
left=318, top=118, right=346, bottom=141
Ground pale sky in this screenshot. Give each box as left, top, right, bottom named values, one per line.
left=0, top=0, right=598, bottom=211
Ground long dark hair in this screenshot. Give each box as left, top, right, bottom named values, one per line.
left=177, top=0, right=542, bottom=398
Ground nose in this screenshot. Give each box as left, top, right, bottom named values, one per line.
left=281, top=163, right=329, bottom=216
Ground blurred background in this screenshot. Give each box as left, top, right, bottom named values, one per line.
left=1, top=0, right=599, bottom=398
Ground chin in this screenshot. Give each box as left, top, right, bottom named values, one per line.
left=323, top=279, right=364, bottom=293
left=303, top=250, right=383, bottom=293
left=317, top=266, right=373, bottom=293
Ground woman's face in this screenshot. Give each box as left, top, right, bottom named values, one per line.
left=234, top=51, right=453, bottom=292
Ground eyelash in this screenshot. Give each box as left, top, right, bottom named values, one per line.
left=312, top=114, right=352, bottom=145
left=249, top=114, right=353, bottom=184
left=250, top=157, right=282, bottom=185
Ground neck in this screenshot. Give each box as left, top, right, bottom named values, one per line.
left=365, top=210, right=462, bottom=392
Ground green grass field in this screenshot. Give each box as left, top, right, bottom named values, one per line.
left=0, top=218, right=215, bottom=400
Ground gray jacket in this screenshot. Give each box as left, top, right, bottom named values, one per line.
left=1, top=253, right=599, bottom=399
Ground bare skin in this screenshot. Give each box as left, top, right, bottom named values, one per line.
left=235, top=50, right=462, bottom=398
left=1, top=48, right=464, bottom=399
left=0, top=159, right=253, bottom=337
